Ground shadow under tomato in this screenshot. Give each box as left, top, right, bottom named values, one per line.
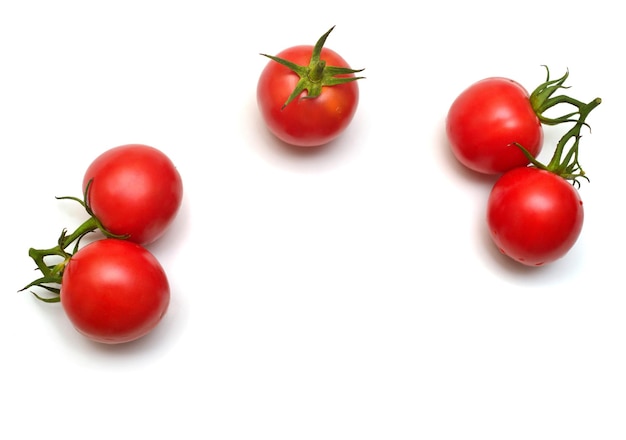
left=258, top=122, right=357, bottom=168
left=79, top=316, right=173, bottom=357
left=274, top=137, right=336, bottom=157
left=247, top=96, right=353, bottom=164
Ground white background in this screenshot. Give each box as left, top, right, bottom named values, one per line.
left=1, top=1, right=624, bottom=439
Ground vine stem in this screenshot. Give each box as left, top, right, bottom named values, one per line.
left=530, top=67, right=591, bottom=126
left=27, top=216, right=99, bottom=277
left=24, top=180, right=128, bottom=287
left=514, top=95, right=601, bottom=187
left=546, top=97, right=602, bottom=175
left=21, top=181, right=131, bottom=301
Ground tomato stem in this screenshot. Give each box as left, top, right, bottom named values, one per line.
left=308, top=60, right=326, bottom=83
left=545, top=97, right=601, bottom=184
left=21, top=181, right=128, bottom=301
left=20, top=216, right=99, bottom=301
left=28, top=217, right=98, bottom=275
left=260, top=26, right=365, bottom=109
left=514, top=73, right=601, bottom=187
left=530, top=66, right=589, bottom=126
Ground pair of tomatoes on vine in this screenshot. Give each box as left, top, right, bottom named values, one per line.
left=446, top=67, right=601, bottom=266
left=22, top=144, right=183, bottom=344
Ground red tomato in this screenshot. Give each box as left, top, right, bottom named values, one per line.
left=446, top=77, right=544, bottom=174
left=257, top=32, right=361, bottom=147
left=61, top=239, right=170, bottom=344
left=83, top=144, right=183, bottom=245
left=486, top=167, right=584, bottom=266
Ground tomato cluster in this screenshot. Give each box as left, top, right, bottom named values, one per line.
left=446, top=68, right=601, bottom=266
left=22, top=26, right=364, bottom=348
left=20, top=27, right=603, bottom=349
left=22, top=144, right=183, bottom=344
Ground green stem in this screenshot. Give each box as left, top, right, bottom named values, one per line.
left=27, top=216, right=99, bottom=277
left=21, top=182, right=129, bottom=301
left=513, top=95, right=601, bottom=186
left=545, top=97, right=602, bottom=183
left=308, top=60, right=326, bottom=83
left=530, top=66, right=591, bottom=126
left=512, top=66, right=601, bottom=186
left=259, top=26, right=365, bottom=109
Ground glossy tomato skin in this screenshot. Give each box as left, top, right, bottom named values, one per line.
left=61, top=239, right=170, bottom=344
left=487, top=167, right=584, bottom=266
left=83, top=144, right=183, bottom=245
left=446, top=77, right=543, bottom=174
left=257, top=45, right=359, bottom=147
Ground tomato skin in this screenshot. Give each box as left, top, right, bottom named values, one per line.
left=487, top=167, right=584, bottom=266
left=257, top=45, right=359, bottom=147
left=83, top=144, right=183, bottom=245
left=446, top=77, right=544, bottom=174
left=61, top=239, right=170, bottom=344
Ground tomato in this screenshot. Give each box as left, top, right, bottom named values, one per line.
left=83, top=144, right=183, bottom=245
left=61, top=238, right=170, bottom=344
left=446, top=77, right=544, bottom=174
left=257, top=46, right=359, bottom=147
left=257, top=27, right=363, bottom=147
left=486, top=167, right=584, bottom=266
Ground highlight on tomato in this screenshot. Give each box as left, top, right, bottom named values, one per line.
left=257, top=26, right=365, bottom=147
left=446, top=67, right=589, bottom=175
left=486, top=93, right=601, bottom=266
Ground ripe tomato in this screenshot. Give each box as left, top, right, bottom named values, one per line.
left=446, top=77, right=544, bottom=174
left=486, top=167, right=584, bottom=266
left=83, top=144, right=183, bottom=245
left=257, top=27, right=363, bottom=147
left=61, top=238, right=170, bottom=344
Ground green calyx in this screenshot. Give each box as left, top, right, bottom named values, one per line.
left=260, top=26, right=365, bottom=109
left=19, top=180, right=128, bottom=302
left=530, top=66, right=588, bottom=125
left=515, top=66, right=601, bottom=187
